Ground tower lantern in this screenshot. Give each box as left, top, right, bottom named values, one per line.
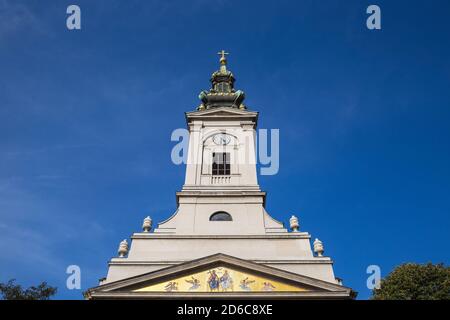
left=198, top=51, right=245, bottom=110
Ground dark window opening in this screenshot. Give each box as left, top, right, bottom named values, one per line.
left=215, top=82, right=230, bottom=93
left=210, top=211, right=232, bottom=221
left=212, top=152, right=230, bottom=175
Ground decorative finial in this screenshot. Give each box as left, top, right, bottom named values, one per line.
left=289, top=215, right=299, bottom=232
left=217, top=50, right=229, bottom=73
left=118, top=239, right=129, bottom=258
left=313, top=238, right=324, bottom=257
left=142, top=216, right=152, bottom=232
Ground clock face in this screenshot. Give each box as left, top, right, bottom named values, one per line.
left=212, top=133, right=231, bottom=145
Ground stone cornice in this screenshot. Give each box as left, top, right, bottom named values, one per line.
left=88, top=291, right=351, bottom=300
left=130, top=233, right=310, bottom=239
left=107, top=259, right=334, bottom=266
left=185, top=107, right=259, bottom=127
left=176, top=190, right=266, bottom=206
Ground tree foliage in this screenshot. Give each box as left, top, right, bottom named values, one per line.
left=0, top=279, right=57, bottom=300
left=372, top=263, right=450, bottom=300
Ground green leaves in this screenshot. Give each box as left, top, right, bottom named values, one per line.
left=372, top=263, right=450, bottom=300
left=0, top=279, right=57, bottom=300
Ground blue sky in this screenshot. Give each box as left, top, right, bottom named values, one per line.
left=0, top=0, right=449, bottom=299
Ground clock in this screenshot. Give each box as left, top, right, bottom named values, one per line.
left=212, top=133, right=231, bottom=145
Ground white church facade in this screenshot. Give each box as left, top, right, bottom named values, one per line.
left=86, top=52, right=353, bottom=299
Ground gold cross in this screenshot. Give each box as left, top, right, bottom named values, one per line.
left=217, top=50, right=229, bottom=60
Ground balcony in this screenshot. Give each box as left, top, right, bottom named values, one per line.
left=211, top=176, right=231, bottom=184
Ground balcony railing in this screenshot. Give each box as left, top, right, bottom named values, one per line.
left=211, top=176, right=231, bottom=184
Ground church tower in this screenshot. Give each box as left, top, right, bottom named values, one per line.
left=86, top=52, right=353, bottom=299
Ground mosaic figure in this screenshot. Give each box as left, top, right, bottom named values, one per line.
left=239, top=277, right=255, bottom=291
left=219, top=270, right=233, bottom=291
left=207, top=270, right=220, bottom=291
left=185, top=276, right=201, bottom=290
left=262, top=282, right=276, bottom=291
left=164, top=281, right=178, bottom=292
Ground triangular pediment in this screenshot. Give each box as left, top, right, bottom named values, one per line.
left=86, top=254, right=352, bottom=299
left=134, top=264, right=307, bottom=293
left=186, top=107, right=258, bottom=119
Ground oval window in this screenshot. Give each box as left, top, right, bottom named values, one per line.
left=209, top=211, right=232, bottom=221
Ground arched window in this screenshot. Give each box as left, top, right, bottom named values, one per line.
left=209, top=211, right=232, bottom=221
left=212, top=152, right=230, bottom=175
